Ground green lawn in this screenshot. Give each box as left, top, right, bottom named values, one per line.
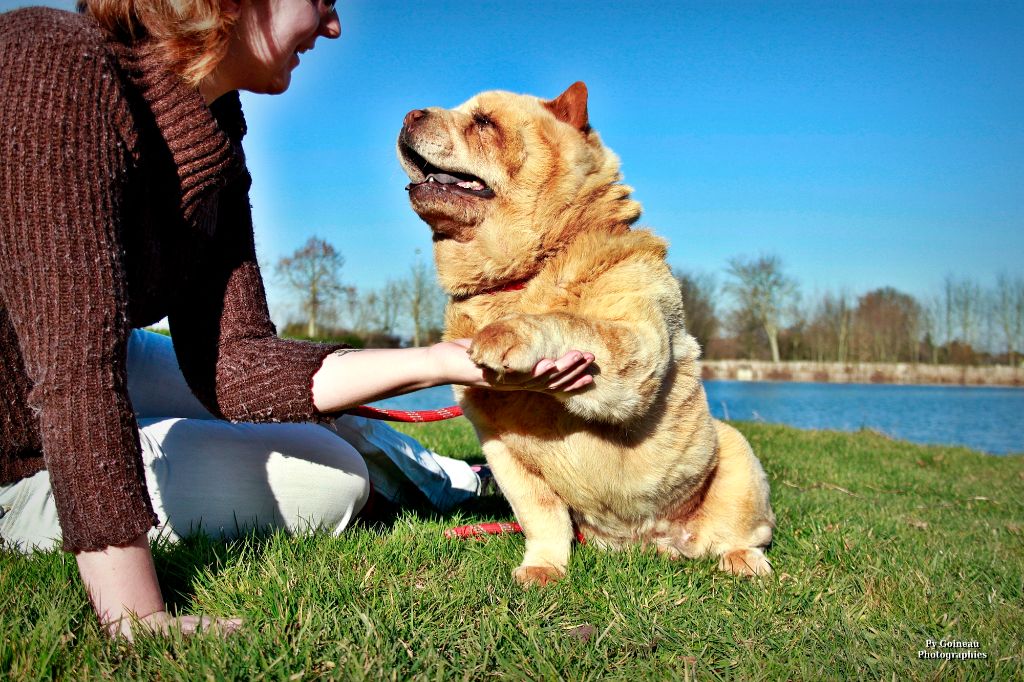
left=2, top=420, right=1022, bottom=680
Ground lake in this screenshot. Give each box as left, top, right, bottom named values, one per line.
left=372, top=381, right=1024, bottom=455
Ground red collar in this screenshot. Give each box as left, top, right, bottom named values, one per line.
left=493, top=280, right=528, bottom=293
left=453, top=278, right=529, bottom=302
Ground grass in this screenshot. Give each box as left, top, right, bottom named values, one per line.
left=2, top=420, right=1022, bottom=680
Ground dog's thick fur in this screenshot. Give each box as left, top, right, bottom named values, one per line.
left=398, top=83, right=775, bottom=585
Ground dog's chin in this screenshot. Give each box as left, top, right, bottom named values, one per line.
left=399, top=140, right=495, bottom=240
left=408, top=184, right=492, bottom=242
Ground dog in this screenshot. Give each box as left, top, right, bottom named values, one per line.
left=397, top=82, right=775, bottom=586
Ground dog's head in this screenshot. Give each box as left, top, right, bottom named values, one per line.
left=397, top=82, right=641, bottom=297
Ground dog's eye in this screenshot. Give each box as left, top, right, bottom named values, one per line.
left=473, top=112, right=495, bottom=128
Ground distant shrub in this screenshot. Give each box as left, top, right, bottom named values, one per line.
left=279, top=323, right=366, bottom=348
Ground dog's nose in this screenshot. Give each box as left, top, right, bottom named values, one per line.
left=404, top=109, right=428, bottom=130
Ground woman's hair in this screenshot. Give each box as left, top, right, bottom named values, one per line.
left=78, top=0, right=237, bottom=86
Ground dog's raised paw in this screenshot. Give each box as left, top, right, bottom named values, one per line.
left=470, top=320, right=542, bottom=375
left=718, top=548, right=772, bottom=577
left=513, top=565, right=565, bottom=587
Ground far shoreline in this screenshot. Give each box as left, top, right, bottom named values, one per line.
left=701, top=359, right=1023, bottom=388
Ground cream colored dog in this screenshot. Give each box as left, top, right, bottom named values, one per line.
left=398, top=82, right=775, bottom=586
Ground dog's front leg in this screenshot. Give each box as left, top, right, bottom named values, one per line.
left=468, top=315, right=557, bottom=379
left=469, top=312, right=676, bottom=424
left=483, top=440, right=573, bottom=587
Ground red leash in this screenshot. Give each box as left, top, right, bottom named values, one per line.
left=346, top=404, right=463, bottom=422
left=444, top=521, right=522, bottom=539
left=444, top=521, right=587, bottom=544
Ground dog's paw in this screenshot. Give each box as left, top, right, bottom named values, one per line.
left=469, top=319, right=544, bottom=376
left=513, top=564, right=566, bottom=587
left=718, top=548, right=772, bottom=577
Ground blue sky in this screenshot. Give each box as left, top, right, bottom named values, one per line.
left=15, top=0, right=1024, bottom=322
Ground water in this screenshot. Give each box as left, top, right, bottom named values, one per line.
left=704, top=381, right=1023, bottom=455
left=372, top=381, right=1024, bottom=455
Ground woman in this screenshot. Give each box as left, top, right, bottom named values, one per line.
left=0, top=0, right=594, bottom=638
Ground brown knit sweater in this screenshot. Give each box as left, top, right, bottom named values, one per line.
left=0, top=8, right=346, bottom=553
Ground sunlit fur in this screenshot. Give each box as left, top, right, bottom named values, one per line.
left=399, top=84, right=775, bottom=585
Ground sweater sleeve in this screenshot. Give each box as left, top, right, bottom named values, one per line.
left=0, top=18, right=158, bottom=551
left=168, top=169, right=347, bottom=423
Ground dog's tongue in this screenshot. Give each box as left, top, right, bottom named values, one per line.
left=427, top=173, right=487, bottom=192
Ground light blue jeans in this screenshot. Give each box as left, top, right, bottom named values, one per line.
left=0, top=330, right=478, bottom=552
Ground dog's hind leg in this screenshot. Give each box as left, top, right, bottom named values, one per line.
left=684, top=420, right=775, bottom=577
left=483, top=441, right=573, bottom=587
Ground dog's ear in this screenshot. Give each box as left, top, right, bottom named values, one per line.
left=544, top=81, right=590, bottom=132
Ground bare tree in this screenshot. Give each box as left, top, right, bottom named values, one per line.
left=852, top=287, right=922, bottom=362
left=725, top=305, right=765, bottom=360
left=339, top=285, right=362, bottom=333
left=672, top=269, right=718, bottom=355
left=780, top=310, right=810, bottom=361
left=955, top=277, right=983, bottom=349
left=275, top=236, right=346, bottom=338
left=995, top=273, right=1024, bottom=365
left=404, top=258, right=446, bottom=347
left=920, top=294, right=946, bottom=364
left=375, top=279, right=405, bottom=338
left=807, top=289, right=854, bottom=362
left=724, top=255, right=798, bottom=362
left=944, top=274, right=984, bottom=349
left=942, top=276, right=956, bottom=348
left=351, top=279, right=405, bottom=338
left=348, top=287, right=375, bottom=336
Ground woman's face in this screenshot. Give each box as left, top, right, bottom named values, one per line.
left=222, top=0, right=341, bottom=95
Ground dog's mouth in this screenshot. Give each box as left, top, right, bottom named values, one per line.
left=400, top=142, right=495, bottom=200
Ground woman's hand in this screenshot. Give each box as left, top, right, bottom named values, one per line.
left=130, top=611, right=242, bottom=640
left=430, top=339, right=595, bottom=393
left=75, top=532, right=241, bottom=641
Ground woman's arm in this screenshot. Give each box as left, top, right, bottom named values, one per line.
left=168, top=167, right=353, bottom=424
left=311, top=340, right=594, bottom=413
